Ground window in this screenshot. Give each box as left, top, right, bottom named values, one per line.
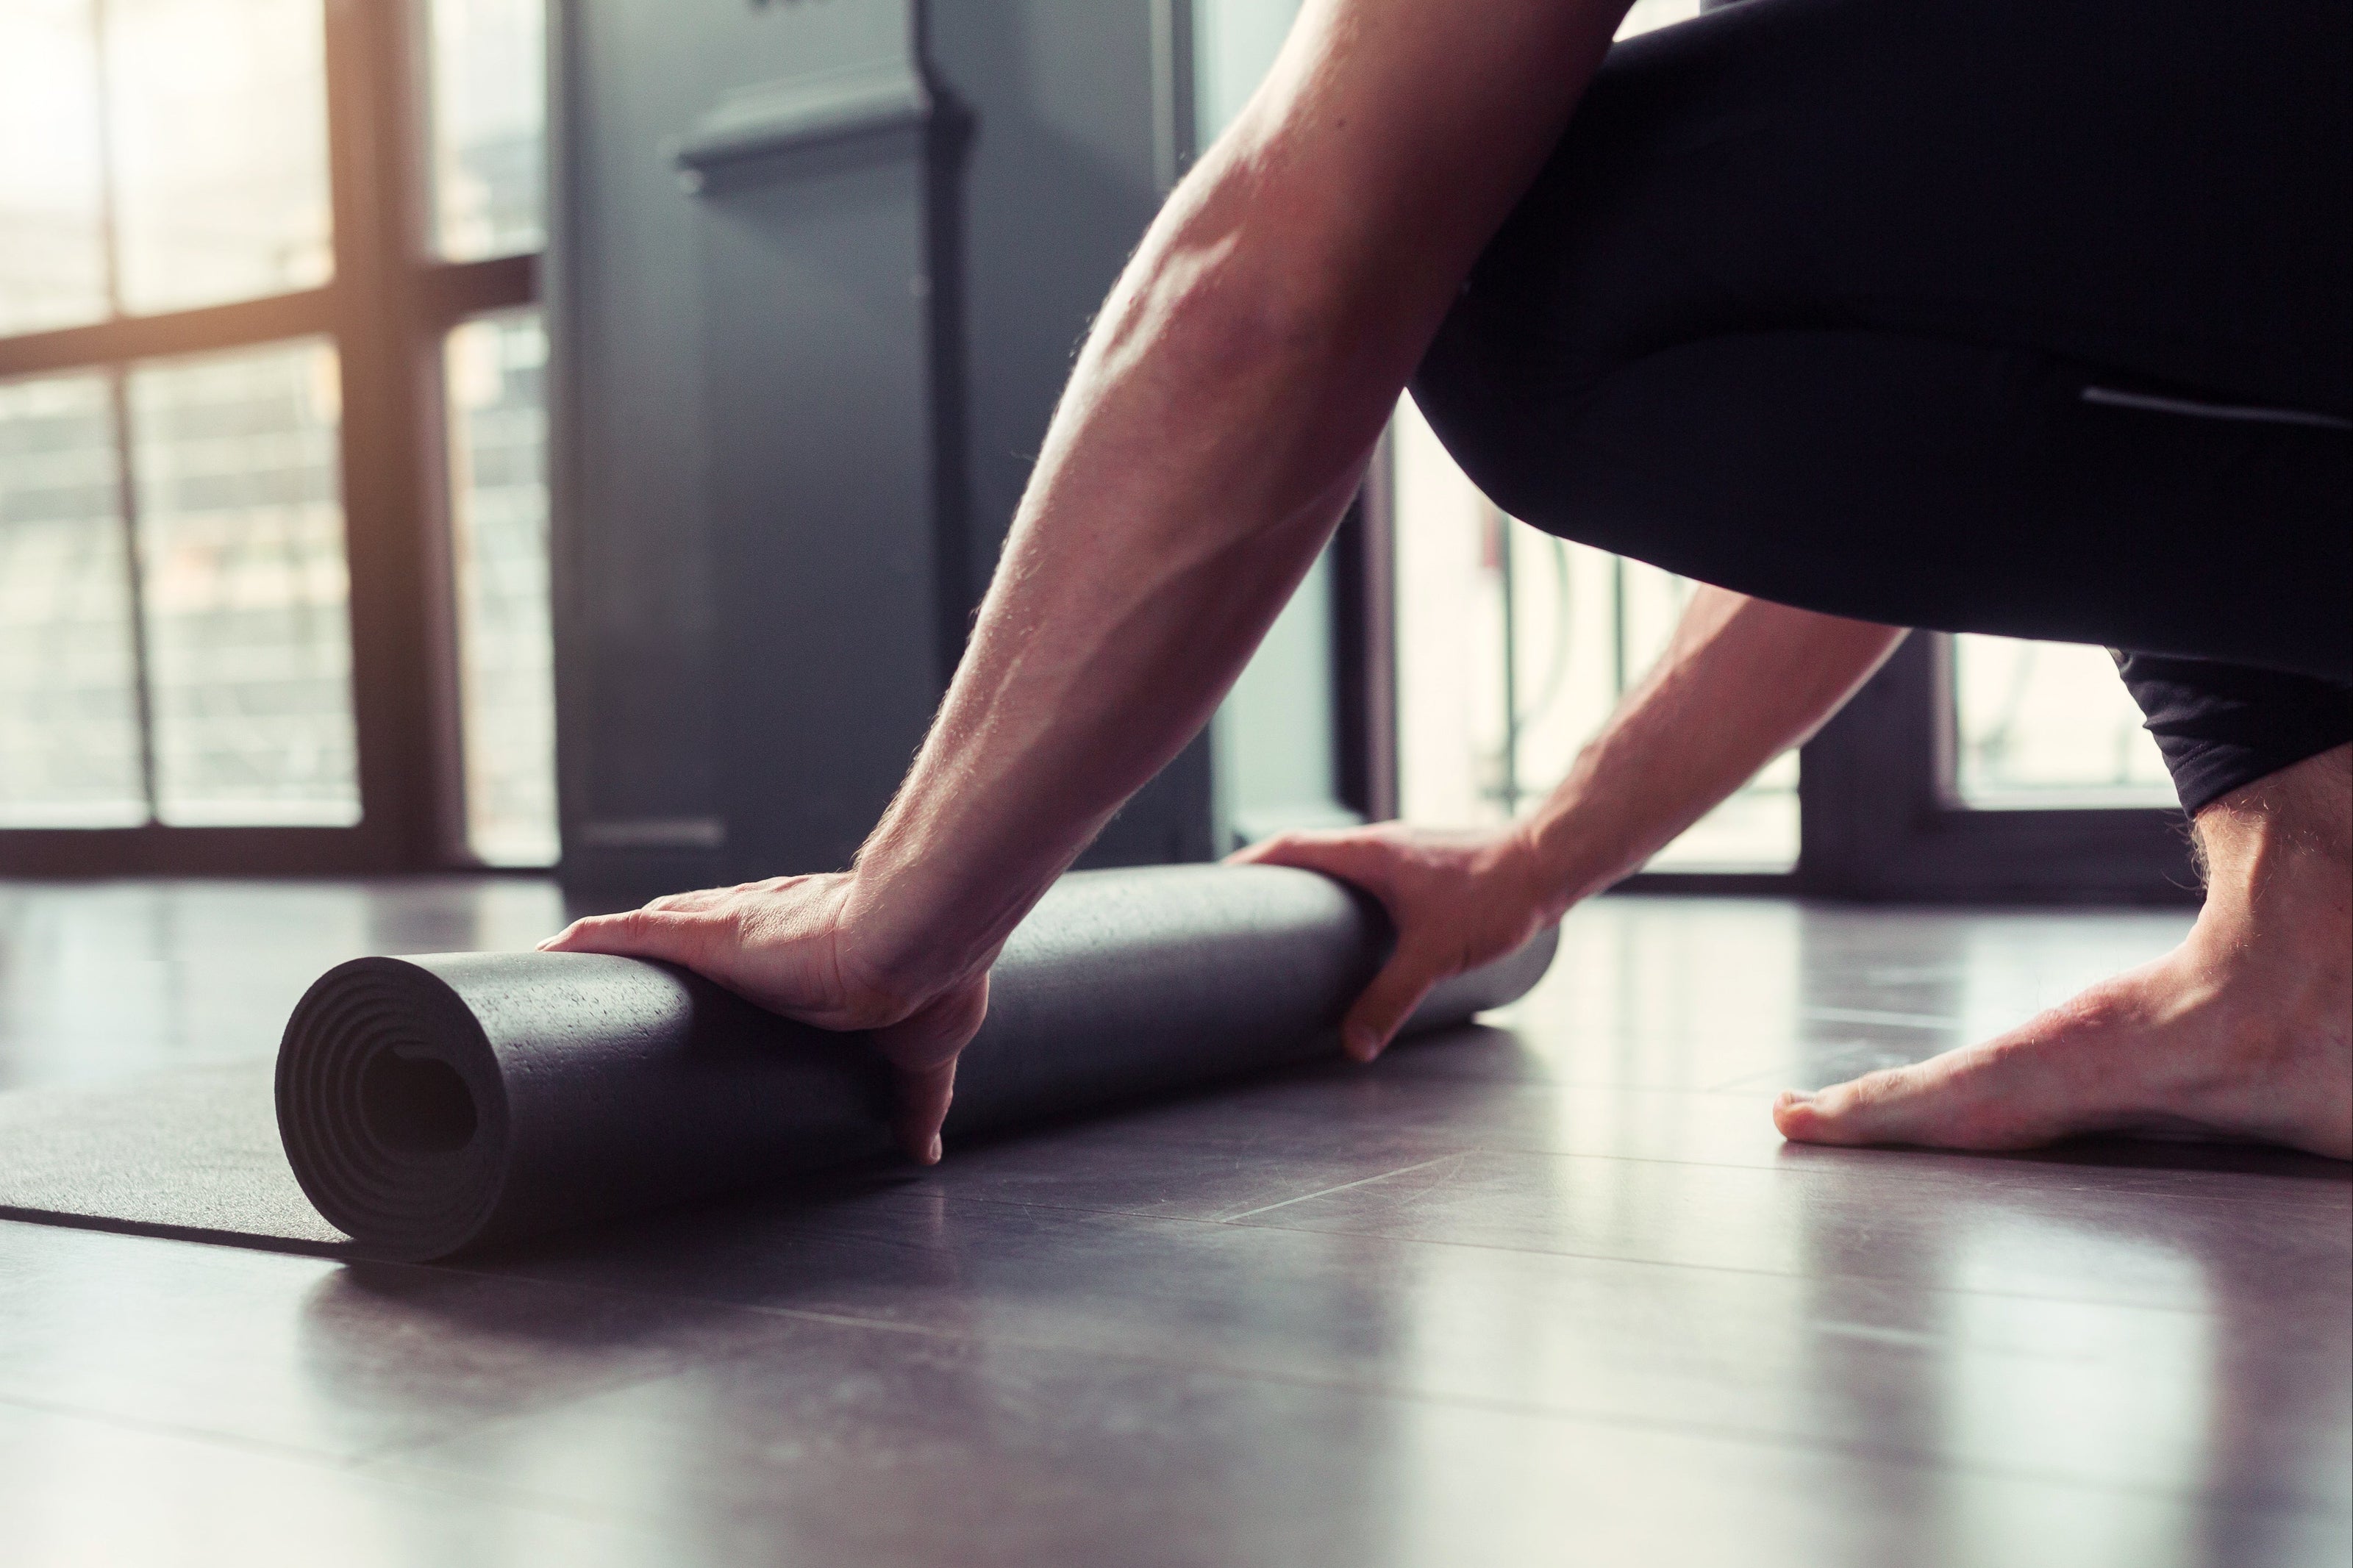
left=0, top=0, right=549, bottom=873
left=1392, top=398, right=1799, bottom=873
left=443, top=309, right=556, bottom=865
left=427, top=0, right=548, bottom=262
left=106, top=0, right=335, bottom=315
left=132, top=337, right=358, bottom=826
left=0, top=373, right=141, bottom=826
left=1952, top=636, right=2171, bottom=808
left=0, top=4, right=112, bottom=335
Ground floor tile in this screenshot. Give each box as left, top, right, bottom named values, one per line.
left=0, top=1400, right=660, bottom=1568
left=461, top=1186, right=2352, bottom=1507
left=0, top=877, right=2338, bottom=1568
left=374, top=1309, right=2348, bottom=1568
left=1227, top=1145, right=2352, bottom=1311
left=0, top=1222, right=788, bottom=1461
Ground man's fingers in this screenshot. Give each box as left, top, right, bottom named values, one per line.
left=1229, top=831, right=1396, bottom=896
left=888, top=1058, right=957, bottom=1164
left=1236, top=832, right=1452, bottom=1059
left=537, top=907, right=730, bottom=970
left=870, top=974, right=990, bottom=1164
left=1341, top=949, right=1445, bottom=1062
left=1229, top=829, right=1349, bottom=870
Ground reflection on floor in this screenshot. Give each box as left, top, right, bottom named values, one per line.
left=0, top=878, right=2345, bottom=1567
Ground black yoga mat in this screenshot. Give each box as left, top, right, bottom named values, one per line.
left=0, top=1062, right=346, bottom=1253
left=280, top=865, right=1555, bottom=1260
left=1, top=865, right=1554, bottom=1261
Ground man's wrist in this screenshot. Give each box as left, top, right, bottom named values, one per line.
left=830, top=853, right=979, bottom=1014
left=1487, top=821, right=1564, bottom=927
left=838, top=817, right=1037, bottom=1012
left=1513, top=790, right=1644, bottom=923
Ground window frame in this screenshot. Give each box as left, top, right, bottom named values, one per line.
left=1793, top=633, right=2201, bottom=903
left=0, top=0, right=538, bottom=876
left=1352, top=444, right=2199, bottom=904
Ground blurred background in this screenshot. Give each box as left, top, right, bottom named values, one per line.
left=0, top=0, right=2187, bottom=901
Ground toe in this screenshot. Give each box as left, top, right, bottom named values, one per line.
left=1775, top=1051, right=2032, bottom=1150
left=1772, top=1088, right=1846, bottom=1145
left=1774, top=1070, right=1931, bottom=1148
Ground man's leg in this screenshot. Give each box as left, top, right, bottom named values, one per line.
left=1777, top=743, right=2352, bottom=1159
left=1413, top=0, right=2352, bottom=679
left=1410, top=0, right=2353, bottom=1152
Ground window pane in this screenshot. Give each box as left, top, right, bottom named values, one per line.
left=1393, top=398, right=1797, bottom=871
left=1192, top=0, right=1301, bottom=140
left=129, top=340, right=360, bottom=826
left=428, top=0, right=547, bottom=261
left=1953, top=635, right=2174, bottom=808
left=446, top=312, right=557, bottom=864
left=1616, top=0, right=1704, bottom=37
left=0, top=373, right=146, bottom=826
left=0, top=0, right=110, bottom=334
left=105, top=0, right=332, bottom=315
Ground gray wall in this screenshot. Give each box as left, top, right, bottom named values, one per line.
left=929, top=1, right=1218, bottom=870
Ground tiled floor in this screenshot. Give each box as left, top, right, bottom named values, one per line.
left=0, top=878, right=2345, bottom=1567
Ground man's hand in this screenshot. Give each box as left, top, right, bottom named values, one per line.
left=1232, top=823, right=1557, bottom=1062
left=538, top=875, right=987, bottom=1164
left=1233, top=593, right=1904, bottom=1069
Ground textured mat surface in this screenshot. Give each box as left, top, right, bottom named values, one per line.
left=0, top=1059, right=346, bottom=1253
left=1, top=867, right=1554, bottom=1261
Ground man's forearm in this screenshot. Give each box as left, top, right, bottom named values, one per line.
left=840, top=185, right=1400, bottom=989
left=832, top=0, right=1636, bottom=996
left=1519, top=589, right=1907, bottom=914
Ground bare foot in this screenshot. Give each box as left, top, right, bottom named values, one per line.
left=1775, top=745, right=2352, bottom=1161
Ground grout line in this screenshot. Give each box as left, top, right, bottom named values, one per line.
left=0, top=1387, right=366, bottom=1469
left=1213, top=1154, right=1465, bottom=1223
left=1799, top=1006, right=1962, bottom=1030
left=1193, top=1208, right=2246, bottom=1314
left=0, top=1377, right=656, bottom=1536
left=342, top=1352, right=743, bottom=1472
left=4, top=1237, right=2330, bottom=1516
left=912, top=1123, right=2351, bottom=1210
left=390, top=1202, right=2270, bottom=1322
left=845, top=1186, right=2343, bottom=1314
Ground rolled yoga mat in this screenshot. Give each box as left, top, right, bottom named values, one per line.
left=277, top=864, right=1557, bottom=1261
